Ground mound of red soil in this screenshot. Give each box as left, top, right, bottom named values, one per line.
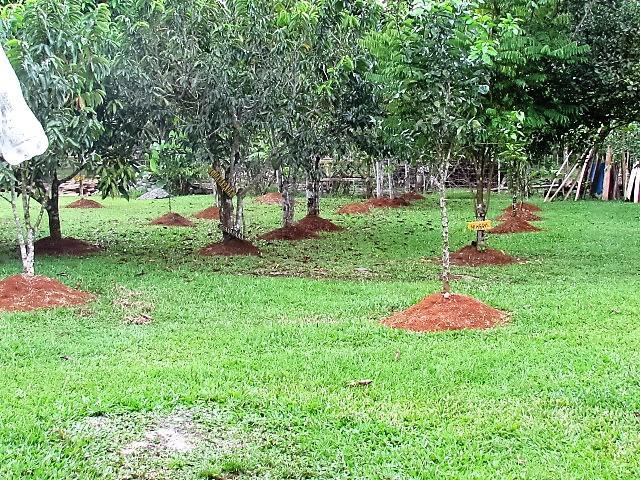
left=296, top=214, right=342, bottom=232
left=0, top=274, right=93, bottom=312
left=497, top=208, right=542, bottom=222
left=256, top=192, right=286, bottom=205
left=67, top=198, right=103, bottom=209
left=260, top=225, right=319, bottom=241
left=503, top=202, right=541, bottom=213
left=194, top=206, right=220, bottom=220
left=451, top=245, right=518, bottom=266
left=402, top=192, right=425, bottom=201
left=150, top=213, right=194, bottom=227
left=490, top=216, right=542, bottom=234
left=382, top=293, right=507, bottom=332
left=368, top=197, right=411, bottom=208
left=199, top=238, right=261, bottom=256
left=338, top=202, right=373, bottom=215
left=34, top=237, right=102, bottom=256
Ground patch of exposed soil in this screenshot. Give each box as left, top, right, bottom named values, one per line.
left=260, top=224, right=319, bottom=241
left=193, top=206, right=220, bottom=220
left=497, top=208, right=542, bottom=222
left=0, top=274, right=93, bottom=312
left=199, top=238, right=261, bottom=256
left=295, top=214, right=343, bottom=232
left=113, top=286, right=154, bottom=325
left=34, top=236, right=103, bottom=256
left=256, top=192, right=287, bottom=205
left=150, top=212, right=195, bottom=227
left=504, top=202, right=541, bottom=213
left=67, top=198, right=103, bottom=209
left=490, top=216, right=542, bottom=234
left=382, top=293, right=507, bottom=332
left=450, top=245, right=518, bottom=266
left=402, top=192, right=425, bottom=201
left=337, top=202, right=373, bottom=215
left=368, top=197, right=411, bottom=208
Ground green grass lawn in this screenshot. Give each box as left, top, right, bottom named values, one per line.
left=0, top=193, right=639, bottom=479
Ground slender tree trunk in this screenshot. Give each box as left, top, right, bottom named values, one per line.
left=46, top=174, right=62, bottom=241
left=306, top=156, right=321, bottom=216
left=375, top=160, right=383, bottom=198
left=474, top=154, right=487, bottom=251
left=234, top=190, right=245, bottom=234
left=387, top=158, right=394, bottom=199
left=279, top=170, right=294, bottom=227
left=438, top=153, right=452, bottom=294
left=404, top=164, right=410, bottom=193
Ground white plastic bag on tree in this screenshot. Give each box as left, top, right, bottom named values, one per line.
left=0, top=46, right=48, bottom=165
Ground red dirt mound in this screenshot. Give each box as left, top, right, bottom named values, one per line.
left=194, top=206, right=220, bottom=220
left=402, top=192, right=425, bottom=201
left=34, top=237, right=102, bottom=256
left=490, top=216, right=542, bottom=234
left=199, top=238, right=261, bottom=256
left=296, top=214, right=342, bottom=232
left=382, top=293, right=507, bottom=332
left=338, top=202, right=373, bottom=215
left=256, top=192, right=286, bottom=205
left=260, top=225, right=319, bottom=241
left=0, top=274, right=93, bottom=312
left=503, top=202, right=541, bottom=213
left=497, top=208, right=542, bottom=222
left=67, top=198, right=103, bottom=209
left=368, top=197, right=411, bottom=208
left=450, top=245, right=518, bottom=266
left=150, top=212, right=194, bottom=227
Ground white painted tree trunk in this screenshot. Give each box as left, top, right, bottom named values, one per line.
left=375, top=160, right=383, bottom=198
left=437, top=154, right=451, bottom=293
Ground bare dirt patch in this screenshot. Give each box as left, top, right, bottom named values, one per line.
left=367, top=197, right=411, bottom=208
left=508, top=202, right=541, bottom=213
left=200, top=238, right=261, bottom=256
left=113, top=286, right=154, bottom=325
left=490, top=216, right=542, bottom=234
left=150, top=213, right=195, bottom=227
left=70, top=407, right=243, bottom=480
left=295, top=214, right=342, bottom=233
left=382, top=293, right=507, bottom=332
left=450, top=245, right=518, bottom=266
left=401, top=192, right=425, bottom=201
left=67, top=198, right=103, bottom=209
left=194, top=206, right=220, bottom=220
left=0, top=274, right=93, bottom=312
left=34, top=236, right=102, bottom=256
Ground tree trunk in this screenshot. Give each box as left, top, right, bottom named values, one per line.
left=438, top=155, right=451, bottom=294
left=306, top=156, right=321, bottom=216
left=279, top=170, right=294, bottom=227
left=404, top=164, right=410, bottom=193
left=46, top=175, right=62, bottom=241
left=474, top=154, right=487, bottom=251
left=375, top=160, right=383, bottom=198
left=387, top=158, right=394, bottom=199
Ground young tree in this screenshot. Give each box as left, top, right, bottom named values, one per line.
left=1, top=1, right=118, bottom=245
left=368, top=0, right=499, bottom=291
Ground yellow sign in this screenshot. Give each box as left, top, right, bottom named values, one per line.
left=467, top=220, right=493, bottom=231
left=208, top=167, right=236, bottom=198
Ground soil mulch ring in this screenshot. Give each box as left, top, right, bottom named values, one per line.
left=451, top=245, right=518, bottom=266
left=402, top=192, right=425, bottom=201
left=67, top=198, right=103, bottom=209
left=260, top=224, right=319, bottom=241
left=382, top=293, right=507, bottom=332
left=0, top=274, right=93, bottom=312
left=199, top=238, right=261, bottom=256
left=35, top=237, right=103, bottom=256
left=368, top=197, right=411, bottom=208
left=490, top=216, right=542, bottom=234
left=193, top=206, right=220, bottom=220
left=338, top=202, right=373, bottom=215
left=295, top=214, right=342, bottom=232
left=504, top=202, right=541, bottom=213
left=497, top=209, right=542, bottom=222
left=150, top=213, right=195, bottom=227
left=338, top=197, right=411, bottom=215
left=256, top=192, right=288, bottom=205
